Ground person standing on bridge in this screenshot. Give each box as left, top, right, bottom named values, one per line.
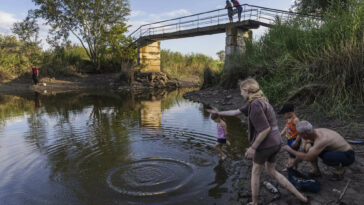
left=231, top=0, right=242, bottom=22
left=225, top=0, right=233, bottom=23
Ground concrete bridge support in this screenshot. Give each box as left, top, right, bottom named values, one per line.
left=137, top=41, right=161, bottom=72
left=225, top=25, right=252, bottom=62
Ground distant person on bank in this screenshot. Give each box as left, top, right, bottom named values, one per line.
left=207, top=78, right=307, bottom=205
left=283, top=121, right=355, bottom=181
left=31, top=65, right=39, bottom=85
left=225, top=0, right=233, bottom=23
left=231, top=0, right=242, bottom=22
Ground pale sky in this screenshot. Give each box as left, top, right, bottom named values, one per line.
left=0, top=0, right=294, bottom=59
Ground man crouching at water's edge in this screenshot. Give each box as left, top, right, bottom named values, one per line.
left=283, top=121, right=355, bottom=181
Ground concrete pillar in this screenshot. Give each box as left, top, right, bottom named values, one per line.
left=138, top=41, right=161, bottom=72
left=225, top=25, right=252, bottom=62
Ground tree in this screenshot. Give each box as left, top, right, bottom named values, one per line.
left=292, top=0, right=349, bottom=14
left=30, top=0, right=130, bottom=70
left=11, top=17, right=42, bottom=65
left=12, top=17, right=41, bottom=45
left=216, top=50, right=225, bottom=62
left=101, top=23, right=137, bottom=69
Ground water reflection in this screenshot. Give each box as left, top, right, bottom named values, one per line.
left=34, top=92, right=41, bottom=109
left=208, top=162, right=229, bottom=198
left=0, top=89, right=249, bottom=205
left=140, top=100, right=162, bottom=128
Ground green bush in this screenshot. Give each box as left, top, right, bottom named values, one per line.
left=41, top=46, right=91, bottom=77
left=161, top=49, right=223, bottom=81
left=0, top=35, right=42, bottom=77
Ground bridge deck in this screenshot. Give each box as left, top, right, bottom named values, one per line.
left=136, top=20, right=268, bottom=45
left=130, top=4, right=320, bottom=46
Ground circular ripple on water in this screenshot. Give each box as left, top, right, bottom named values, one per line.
left=107, top=158, right=194, bottom=196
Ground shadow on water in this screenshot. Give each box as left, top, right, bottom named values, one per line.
left=208, top=162, right=229, bottom=198
left=0, top=88, right=250, bottom=205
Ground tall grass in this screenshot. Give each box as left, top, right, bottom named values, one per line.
left=161, top=49, right=223, bottom=81
left=221, top=0, right=364, bottom=118
left=41, top=46, right=91, bottom=77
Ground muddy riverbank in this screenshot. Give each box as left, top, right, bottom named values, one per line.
left=0, top=73, right=200, bottom=94
left=184, top=87, right=364, bottom=205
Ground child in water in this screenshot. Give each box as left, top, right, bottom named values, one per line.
left=279, top=104, right=301, bottom=170
left=211, top=113, right=230, bottom=160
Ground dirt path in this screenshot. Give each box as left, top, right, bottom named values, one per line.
left=183, top=87, right=364, bottom=205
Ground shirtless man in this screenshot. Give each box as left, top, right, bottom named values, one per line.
left=283, top=121, right=355, bottom=180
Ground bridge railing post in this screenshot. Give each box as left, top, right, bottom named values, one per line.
left=218, top=10, right=220, bottom=24
left=197, top=15, right=199, bottom=28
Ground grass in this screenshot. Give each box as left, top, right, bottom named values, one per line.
left=161, top=49, right=223, bottom=81
left=220, top=0, right=364, bottom=118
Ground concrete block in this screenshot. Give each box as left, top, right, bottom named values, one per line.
left=138, top=41, right=161, bottom=72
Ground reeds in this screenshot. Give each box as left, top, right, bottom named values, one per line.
left=161, top=49, right=223, bottom=81
left=220, top=0, right=364, bottom=118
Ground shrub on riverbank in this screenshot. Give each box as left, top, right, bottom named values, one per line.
left=41, top=45, right=91, bottom=77
left=221, top=0, right=364, bottom=118
left=0, top=35, right=134, bottom=80
left=161, top=49, right=223, bottom=81
left=0, top=35, right=42, bottom=79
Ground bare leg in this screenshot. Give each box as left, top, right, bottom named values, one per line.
left=333, top=164, right=344, bottom=174
left=288, top=157, right=298, bottom=169
left=251, top=162, right=264, bottom=205
left=214, top=143, right=226, bottom=159
left=304, top=143, right=321, bottom=175
left=265, top=162, right=308, bottom=202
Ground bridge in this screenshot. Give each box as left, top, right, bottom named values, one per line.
left=130, top=4, right=315, bottom=72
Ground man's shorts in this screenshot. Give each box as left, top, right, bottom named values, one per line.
left=319, top=150, right=355, bottom=167
left=287, top=138, right=301, bottom=158
left=254, top=145, right=281, bottom=165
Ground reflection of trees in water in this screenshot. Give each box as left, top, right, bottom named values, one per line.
left=0, top=94, right=36, bottom=125
left=0, top=89, right=191, bottom=195
left=25, top=107, right=48, bottom=152
left=0, top=92, right=137, bottom=196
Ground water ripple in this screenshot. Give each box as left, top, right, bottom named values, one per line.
left=107, top=158, right=194, bottom=196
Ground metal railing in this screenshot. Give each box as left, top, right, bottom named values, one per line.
left=129, top=4, right=320, bottom=41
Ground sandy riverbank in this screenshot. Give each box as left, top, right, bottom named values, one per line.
left=0, top=73, right=200, bottom=94
left=183, top=87, right=364, bottom=205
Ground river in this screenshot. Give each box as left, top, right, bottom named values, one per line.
left=0, top=89, right=250, bottom=204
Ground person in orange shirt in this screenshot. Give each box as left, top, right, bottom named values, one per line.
left=279, top=104, right=301, bottom=171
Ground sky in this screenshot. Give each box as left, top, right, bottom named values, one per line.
left=0, top=0, right=294, bottom=59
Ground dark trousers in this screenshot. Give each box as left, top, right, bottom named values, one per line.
left=32, top=74, right=38, bottom=85
left=319, top=150, right=355, bottom=167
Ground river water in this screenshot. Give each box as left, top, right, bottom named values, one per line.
left=0, top=89, right=250, bottom=204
